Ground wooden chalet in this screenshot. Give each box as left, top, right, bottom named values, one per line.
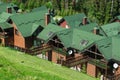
left=1, top=2, right=120, bottom=80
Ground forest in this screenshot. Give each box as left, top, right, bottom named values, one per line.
left=1, top=0, right=120, bottom=25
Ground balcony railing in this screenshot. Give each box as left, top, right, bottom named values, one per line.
left=62, top=56, right=89, bottom=67
left=88, top=58, right=108, bottom=69
left=0, top=32, right=5, bottom=38
left=52, top=46, right=67, bottom=55
left=107, top=74, right=120, bottom=80
left=62, top=56, right=108, bottom=69
left=4, top=44, right=67, bottom=55
left=4, top=44, right=109, bottom=69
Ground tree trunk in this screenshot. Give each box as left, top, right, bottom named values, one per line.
left=65, top=0, right=68, bottom=9
left=72, top=0, right=76, bottom=9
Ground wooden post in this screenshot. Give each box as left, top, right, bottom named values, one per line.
left=105, top=62, right=108, bottom=80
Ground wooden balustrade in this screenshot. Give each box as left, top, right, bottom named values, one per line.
left=62, top=56, right=89, bottom=67
left=5, top=44, right=52, bottom=55
left=107, top=74, right=120, bottom=80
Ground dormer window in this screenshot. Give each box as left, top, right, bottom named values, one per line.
left=47, top=31, right=54, bottom=37
left=80, top=40, right=89, bottom=46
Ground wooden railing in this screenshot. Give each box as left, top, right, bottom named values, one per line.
left=5, top=44, right=108, bottom=69
left=0, top=32, right=4, bottom=35
left=62, top=56, right=108, bottom=69
left=107, top=74, right=120, bottom=80
left=62, top=56, right=89, bottom=67
left=52, top=46, right=67, bottom=55
left=31, top=45, right=52, bottom=55
left=5, top=44, right=33, bottom=54
left=4, top=44, right=66, bottom=56
left=88, top=58, right=108, bottom=69
left=0, top=32, right=5, bottom=38
left=5, top=44, right=52, bottom=55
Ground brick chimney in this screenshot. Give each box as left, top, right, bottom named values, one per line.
left=93, top=27, right=99, bottom=34
left=82, top=17, right=87, bottom=25
left=48, top=9, right=51, bottom=14
left=45, top=13, right=51, bottom=26
left=6, top=7, right=12, bottom=13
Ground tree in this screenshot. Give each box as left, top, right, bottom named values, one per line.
left=27, top=0, right=34, bottom=10
left=20, top=3, right=25, bottom=10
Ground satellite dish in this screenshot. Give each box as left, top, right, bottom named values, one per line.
left=68, top=50, right=73, bottom=55
left=113, top=63, right=119, bottom=69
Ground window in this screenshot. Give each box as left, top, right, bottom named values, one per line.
left=34, top=40, right=41, bottom=46
left=80, top=40, right=89, bottom=46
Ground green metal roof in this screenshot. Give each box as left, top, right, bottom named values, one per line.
left=57, top=29, right=103, bottom=51
left=18, top=23, right=40, bottom=37
left=32, top=6, right=47, bottom=12
left=0, top=22, right=12, bottom=29
left=77, top=22, right=98, bottom=32
left=96, top=36, right=120, bottom=61
left=0, top=12, right=12, bottom=23
left=0, top=3, right=8, bottom=13
left=57, top=29, right=73, bottom=48
left=64, top=13, right=90, bottom=28
left=37, top=24, right=65, bottom=42
left=10, top=10, right=48, bottom=37
left=116, top=15, right=120, bottom=20
left=101, top=22, right=120, bottom=37
left=70, top=22, right=106, bottom=37
left=0, top=3, right=17, bottom=13
left=38, top=24, right=104, bottom=51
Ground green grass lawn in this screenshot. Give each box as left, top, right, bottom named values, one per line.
left=0, top=47, right=97, bottom=80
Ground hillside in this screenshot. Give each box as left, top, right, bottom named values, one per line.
left=0, top=47, right=97, bottom=80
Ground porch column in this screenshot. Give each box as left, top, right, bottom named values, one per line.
left=1, top=38, right=5, bottom=46
left=47, top=50, right=52, bottom=61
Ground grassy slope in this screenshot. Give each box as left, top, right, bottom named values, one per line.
left=0, top=47, right=97, bottom=80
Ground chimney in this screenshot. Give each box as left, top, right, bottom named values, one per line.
left=48, top=9, right=51, bottom=14
left=6, top=7, right=12, bottom=13
left=45, top=13, right=51, bottom=26
left=82, top=17, right=87, bottom=25
left=93, top=27, right=99, bottom=34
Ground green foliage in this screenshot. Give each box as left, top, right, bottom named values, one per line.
left=1, top=0, right=120, bottom=24
left=11, top=0, right=17, bottom=4
left=0, top=47, right=97, bottom=80
left=45, top=1, right=53, bottom=9
left=81, top=64, right=87, bottom=73
left=19, top=3, right=25, bottom=10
